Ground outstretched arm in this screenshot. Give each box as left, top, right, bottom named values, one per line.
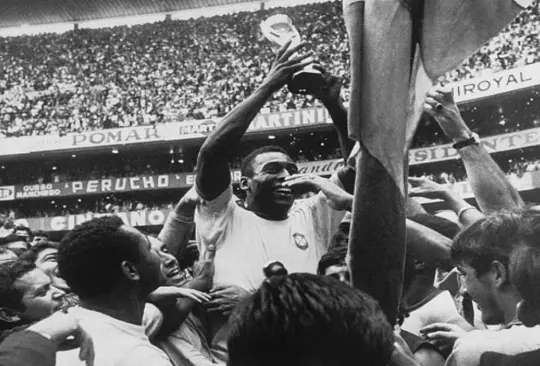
left=409, top=176, right=485, bottom=228
left=311, top=65, right=354, bottom=161
left=424, top=86, right=523, bottom=213
left=406, top=219, right=453, bottom=271
left=196, top=42, right=313, bottom=200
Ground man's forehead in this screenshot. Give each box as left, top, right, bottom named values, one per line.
left=253, top=152, right=295, bottom=166
left=16, top=268, right=50, bottom=290
left=36, top=248, right=57, bottom=260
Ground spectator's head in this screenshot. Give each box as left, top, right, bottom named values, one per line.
left=147, top=236, right=188, bottom=287
left=58, top=216, right=162, bottom=302
left=1, top=234, right=29, bottom=254
left=0, top=248, right=17, bottom=264
left=451, top=211, right=526, bottom=325
left=180, top=241, right=199, bottom=266
left=227, top=273, right=393, bottom=366
left=327, top=224, right=349, bottom=253
left=31, top=230, right=49, bottom=246
left=13, top=226, right=32, bottom=243
left=0, top=260, right=65, bottom=330
left=509, top=214, right=540, bottom=327
left=20, top=241, right=69, bottom=292
left=318, top=247, right=417, bottom=298
left=317, top=250, right=349, bottom=283
left=240, top=146, right=298, bottom=219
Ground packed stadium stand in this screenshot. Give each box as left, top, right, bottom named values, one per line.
left=1, top=0, right=540, bottom=236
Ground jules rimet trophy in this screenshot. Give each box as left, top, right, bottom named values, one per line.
left=260, top=14, right=323, bottom=94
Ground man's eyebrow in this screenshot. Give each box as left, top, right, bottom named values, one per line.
left=32, top=282, right=50, bottom=296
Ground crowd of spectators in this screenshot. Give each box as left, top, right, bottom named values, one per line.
left=0, top=1, right=539, bottom=139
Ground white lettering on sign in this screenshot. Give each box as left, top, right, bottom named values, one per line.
left=41, top=209, right=172, bottom=231
left=70, top=175, right=171, bottom=194
left=71, top=127, right=160, bottom=147
left=408, top=127, right=540, bottom=165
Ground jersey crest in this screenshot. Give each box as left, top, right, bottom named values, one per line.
left=293, top=233, right=309, bottom=250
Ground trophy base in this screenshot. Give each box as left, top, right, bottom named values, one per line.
left=288, top=69, right=323, bottom=95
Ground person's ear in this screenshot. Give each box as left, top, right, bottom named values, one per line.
left=491, top=260, right=509, bottom=287
left=0, top=308, right=21, bottom=323
left=121, top=261, right=140, bottom=282
left=240, top=177, right=249, bottom=191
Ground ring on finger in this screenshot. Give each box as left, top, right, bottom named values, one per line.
left=435, top=103, right=443, bottom=111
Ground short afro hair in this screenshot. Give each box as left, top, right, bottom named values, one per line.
left=0, top=260, right=36, bottom=312
left=240, top=146, right=290, bottom=178
left=228, top=273, right=393, bottom=366
left=317, top=249, right=347, bottom=275
left=58, top=216, right=142, bottom=300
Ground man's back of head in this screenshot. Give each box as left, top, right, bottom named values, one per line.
left=58, top=216, right=162, bottom=302
left=227, top=272, right=394, bottom=366
left=510, top=213, right=540, bottom=326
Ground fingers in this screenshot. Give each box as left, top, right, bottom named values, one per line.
left=279, top=41, right=309, bottom=62
left=207, top=304, right=231, bottom=313
left=179, top=288, right=211, bottom=302
left=424, top=102, right=436, bottom=116
left=210, top=284, right=228, bottom=293
left=282, top=53, right=314, bottom=73
left=78, top=329, right=95, bottom=365
left=420, top=323, right=456, bottom=334
left=423, top=331, right=459, bottom=340
left=407, top=176, right=427, bottom=185
left=281, top=177, right=317, bottom=189
left=274, top=40, right=292, bottom=62
left=311, top=63, right=326, bottom=74
left=209, top=288, right=231, bottom=297
left=426, top=85, right=452, bottom=100
left=191, top=291, right=212, bottom=303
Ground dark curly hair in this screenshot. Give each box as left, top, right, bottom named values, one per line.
left=0, top=260, right=36, bottom=313
left=228, top=273, right=394, bottom=366
left=240, top=145, right=290, bottom=178
left=58, top=216, right=142, bottom=300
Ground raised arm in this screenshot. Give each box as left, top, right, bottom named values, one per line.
left=196, top=42, right=313, bottom=200
left=405, top=219, right=453, bottom=271
left=424, top=86, right=523, bottom=213
left=158, top=187, right=199, bottom=260
left=311, top=65, right=354, bottom=161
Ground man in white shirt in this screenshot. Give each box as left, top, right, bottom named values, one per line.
left=422, top=211, right=540, bottom=366
left=195, top=42, right=354, bottom=362
left=56, top=216, right=174, bottom=366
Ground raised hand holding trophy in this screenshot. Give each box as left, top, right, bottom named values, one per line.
left=260, top=14, right=323, bottom=94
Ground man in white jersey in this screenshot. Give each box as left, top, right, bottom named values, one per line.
left=194, top=42, right=355, bottom=362
left=56, top=216, right=174, bottom=366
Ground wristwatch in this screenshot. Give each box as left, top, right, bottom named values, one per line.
left=452, top=132, right=480, bottom=150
